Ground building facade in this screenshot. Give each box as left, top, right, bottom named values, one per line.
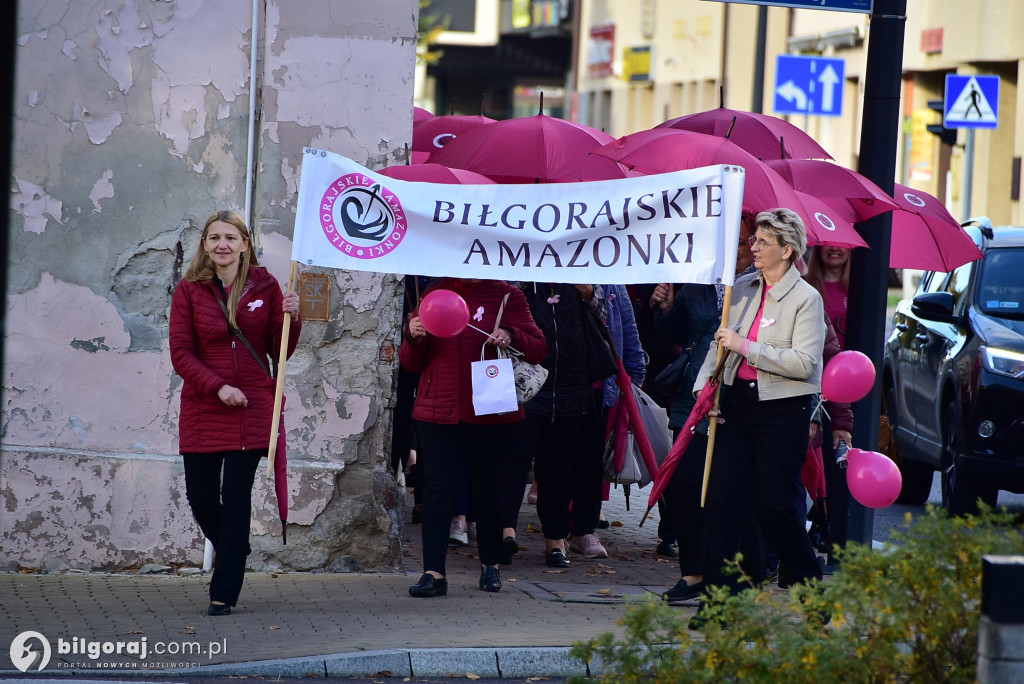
left=4, top=0, right=418, bottom=572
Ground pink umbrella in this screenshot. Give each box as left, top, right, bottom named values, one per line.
left=796, top=192, right=869, bottom=249
left=765, top=159, right=898, bottom=223
left=642, top=354, right=728, bottom=524
left=413, top=106, right=435, bottom=124
left=593, top=128, right=812, bottom=222
left=429, top=114, right=628, bottom=183
left=657, top=106, right=833, bottom=161
left=412, top=114, right=496, bottom=156
left=379, top=163, right=496, bottom=185
left=890, top=184, right=983, bottom=271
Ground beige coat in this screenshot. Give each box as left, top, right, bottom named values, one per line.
left=694, top=264, right=824, bottom=400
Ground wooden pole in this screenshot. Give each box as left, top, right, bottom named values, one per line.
left=267, top=261, right=299, bottom=477
left=700, top=285, right=732, bottom=507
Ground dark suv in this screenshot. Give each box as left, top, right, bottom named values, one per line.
left=882, top=218, right=1024, bottom=513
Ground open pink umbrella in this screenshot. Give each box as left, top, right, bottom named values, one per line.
left=765, top=159, right=898, bottom=223
left=414, top=106, right=435, bottom=124
left=796, top=192, right=869, bottom=249
left=379, top=163, right=496, bottom=185
left=657, top=106, right=833, bottom=161
left=593, top=128, right=812, bottom=221
left=412, top=114, right=496, bottom=156
left=429, top=114, right=628, bottom=183
left=890, top=184, right=983, bottom=271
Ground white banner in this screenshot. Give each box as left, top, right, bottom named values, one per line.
left=291, top=148, right=745, bottom=286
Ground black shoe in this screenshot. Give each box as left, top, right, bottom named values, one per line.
left=545, top=548, right=571, bottom=568
left=479, top=566, right=501, bottom=592
left=778, top=562, right=797, bottom=589
left=687, top=603, right=710, bottom=631
left=662, top=579, right=704, bottom=604
left=411, top=504, right=422, bottom=525
left=409, top=573, right=448, bottom=597
left=656, top=540, right=679, bottom=557
left=500, top=536, right=519, bottom=565
left=207, top=603, right=231, bottom=616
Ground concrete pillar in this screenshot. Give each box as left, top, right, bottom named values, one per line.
left=977, top=555, right=1024, bottom=683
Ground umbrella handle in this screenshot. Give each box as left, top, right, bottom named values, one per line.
left=700, top=285, right=733, bottom=507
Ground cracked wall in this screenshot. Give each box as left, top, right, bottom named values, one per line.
left=4, top=0, right=418, bottom=572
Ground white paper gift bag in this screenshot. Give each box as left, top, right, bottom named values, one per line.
left=471, top=344, right=518, bottom=416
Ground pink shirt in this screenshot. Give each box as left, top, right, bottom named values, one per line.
left=736, top=285, right=771, bottom=381
left=823, top=280, right=848, bottom=349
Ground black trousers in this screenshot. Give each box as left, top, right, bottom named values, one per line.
left=531, top=412, right=597, bottom=540
left=703, top=381, right=821, bottom=592
left=183, top=449, right=264, bottom=606
left=415, top=420, right=514, bottom=575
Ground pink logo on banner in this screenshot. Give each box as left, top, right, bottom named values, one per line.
left=319, top=174, right=408, bottom=259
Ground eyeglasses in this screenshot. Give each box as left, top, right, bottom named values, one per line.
left=747, top=236, right=777, bottom=250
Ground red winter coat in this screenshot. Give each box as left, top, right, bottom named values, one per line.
left=399, top=279, right=547, bottom=425
left=170, top=266, right=301, bottom=453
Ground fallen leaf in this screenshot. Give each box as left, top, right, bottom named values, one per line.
left=120, top=630, right=144, bottom=635
left=268, top=626, right=280, bottom=630
left=466, top=674, right=481, bottom=680
left=611, top=521, right=625, bottom=527
left=595, top=588, right=612, bottom=595
left=542, top=569, right=568, bottom=574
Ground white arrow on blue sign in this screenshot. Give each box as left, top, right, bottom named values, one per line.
left=774, top=54, right=845, bottom=117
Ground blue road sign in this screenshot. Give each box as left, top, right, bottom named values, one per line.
left=773, top=54, right=845, bottom=117
left=944, top=74, right=999, bottom=129
left=705, top=0, right=873, bottom=14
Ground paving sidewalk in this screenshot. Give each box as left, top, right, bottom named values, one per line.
left=0, top=484, right=694, bottom=679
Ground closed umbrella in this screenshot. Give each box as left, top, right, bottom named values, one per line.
left=657, top=106, right=833, bottom=161
left=641, top=353, right=729, bottom=525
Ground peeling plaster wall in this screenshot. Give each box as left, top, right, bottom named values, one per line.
left=4, top=0, right=418, bottom=572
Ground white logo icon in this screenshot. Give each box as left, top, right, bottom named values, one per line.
left=10, top=631, right=51, bottom=672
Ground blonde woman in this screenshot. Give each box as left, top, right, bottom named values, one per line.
left=169, top=211, right=300, bottom=615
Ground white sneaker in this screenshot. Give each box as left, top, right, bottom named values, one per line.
left=569, top=533, right=608, bottom=559
left=449, top=518, right=468, bottom=546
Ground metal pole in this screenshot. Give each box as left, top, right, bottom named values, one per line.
left=962, top=128, right=975, bottom=221
left=844, top=0, right=907, bottom=548
left=751, top=6, right=768, bottom=113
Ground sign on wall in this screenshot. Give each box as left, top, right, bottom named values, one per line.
left=588, top=24, right=615, bottom=78
left=623, top=46, right=654, bottom=83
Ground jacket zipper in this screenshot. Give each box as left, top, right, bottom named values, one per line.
left=231, top=337, right=247, bottom=450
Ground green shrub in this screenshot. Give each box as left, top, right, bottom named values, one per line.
left=570, top=505, right=1022, bottom=683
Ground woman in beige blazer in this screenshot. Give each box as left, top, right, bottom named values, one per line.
left=691, top=208, right=826, bottom=625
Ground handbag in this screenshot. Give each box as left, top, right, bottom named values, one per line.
left=471, top=342, right=518, bottom=416
left=632, top=384, right=673, bottom=466
left=653, top=348, right=691, bottom=397
left=493, top=293, right=548, bottom=404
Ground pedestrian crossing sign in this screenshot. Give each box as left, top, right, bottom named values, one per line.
left=944, top=74, right=999, bottom=129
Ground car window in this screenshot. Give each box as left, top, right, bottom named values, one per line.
left=977, top=247, right=1024, bottom=317
left=945, top=261, right=974, bottom=314
left=921, top=270, right=949, bottom=295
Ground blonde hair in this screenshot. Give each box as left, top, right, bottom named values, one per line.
left=184, top=210, right=260, bottom=329
left=804, top=245, right=851, bottom=301
left=755, top=208, right=807, bottom=265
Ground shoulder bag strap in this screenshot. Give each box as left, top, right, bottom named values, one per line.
left=213, top=290, right=273, bottom=379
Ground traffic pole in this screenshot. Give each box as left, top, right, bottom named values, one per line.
left=843, top=0, right=907, bottom=548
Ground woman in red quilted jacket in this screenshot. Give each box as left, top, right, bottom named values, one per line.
left=170, top=210, right=301, bottom=616
left=400, top=278, right=547, bottom=597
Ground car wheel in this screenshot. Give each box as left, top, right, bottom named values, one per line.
left=943, top=401, right=997, bottom=515
left=890, top=384, right=933, bottom=505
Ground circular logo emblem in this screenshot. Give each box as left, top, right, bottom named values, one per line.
left=10, top=631, right=51, bottom=672
left=319, top=175, right=408, bottom=260
left=903, top=191, right=927, bottom=208
left=814, top=212, right=837, bottom=232
left=485, top=364, right=500, bottom=378
left=432, top=133, right=457, bottom=148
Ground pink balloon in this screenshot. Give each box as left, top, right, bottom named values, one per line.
left=419, top=289, right=470, bottom=338
left=822, top=350, right=876, bottom=403
left=846, top=448, right=903, bottom=509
